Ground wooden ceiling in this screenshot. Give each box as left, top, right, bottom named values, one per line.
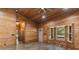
left=16, top=8, right=79, bottom=24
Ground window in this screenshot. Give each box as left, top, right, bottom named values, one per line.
left=56, top=26, right=65, bottom=41
left=48, top=27, right=55, bottom=40
left=67, top=25, right=73, bottom=43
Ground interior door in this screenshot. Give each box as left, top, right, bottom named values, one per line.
left=38, top=28, right=43, bottom=43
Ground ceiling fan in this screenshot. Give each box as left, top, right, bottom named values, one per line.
left=40, top=8, right=47, bottom=22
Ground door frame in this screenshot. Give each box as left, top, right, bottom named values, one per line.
left=38, top=28, right=44, bottom=43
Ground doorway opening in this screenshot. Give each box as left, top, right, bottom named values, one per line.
left=16, top=21, right=25, bottom=47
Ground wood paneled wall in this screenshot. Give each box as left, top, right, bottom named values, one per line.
left=41, top=13, right=79, bottom=49
left=16, top=13, right=38, bottom=43
left=25, top=20, right=38, bottom=43
left=0, top=9, right=16, bottom=47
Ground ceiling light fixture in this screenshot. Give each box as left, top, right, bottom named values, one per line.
left=41, top=8, right=47, bottom=19
left=42, top=15, right=46, bottom=19
left=16, top=10, right=18, bottom=12
left=63, top=8, right=69, bottom=10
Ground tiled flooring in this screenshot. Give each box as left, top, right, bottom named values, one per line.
left=0, top=42, right=65, bottom=50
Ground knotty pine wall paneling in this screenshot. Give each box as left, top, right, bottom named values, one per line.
left=16, top=13, right=38, bottom=43
left=42, top=13, right=79, bottom=49
left=0, top=9, right=16, bottom=47
left=25, top=20, right=38, bottom=43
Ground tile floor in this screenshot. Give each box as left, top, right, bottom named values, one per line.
left=0, top=42, right=65, bottom=50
